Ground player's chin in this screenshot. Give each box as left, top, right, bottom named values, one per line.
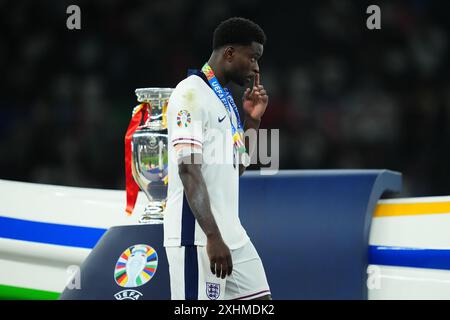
left=236, top=77, right=249, bottom=87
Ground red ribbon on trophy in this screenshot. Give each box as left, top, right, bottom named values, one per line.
left=125, top=103, right=151, bottom=215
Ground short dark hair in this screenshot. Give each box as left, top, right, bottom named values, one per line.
left=212, top=17, right=266, bottom=50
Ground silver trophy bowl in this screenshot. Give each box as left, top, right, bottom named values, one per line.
left=132, top=88, right=173, bottom=224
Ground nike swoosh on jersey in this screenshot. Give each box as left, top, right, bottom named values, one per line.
left=218, top=115, right=226, bottom=122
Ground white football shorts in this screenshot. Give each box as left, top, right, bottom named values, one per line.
left=165, top=240, right=271, bottom=300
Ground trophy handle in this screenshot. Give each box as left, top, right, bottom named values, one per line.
left=131, top=152, right=149, bottom=192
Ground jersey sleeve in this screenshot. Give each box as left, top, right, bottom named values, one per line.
left=167, top=79, right=207, bottom=150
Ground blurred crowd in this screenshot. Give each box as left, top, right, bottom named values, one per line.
left=0, top=0, right=449, bottom=197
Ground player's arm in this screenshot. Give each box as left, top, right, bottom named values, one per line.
left=177, top=144, right=233, bottom=279
left=239, top=117, right=261, bottom=176
left=240, top=73, right=268, bottom=176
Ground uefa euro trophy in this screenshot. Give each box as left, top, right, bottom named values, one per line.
left=131, top=88, right=173, bottom=224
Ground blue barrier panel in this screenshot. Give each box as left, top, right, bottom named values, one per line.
left=239, top=169, right=401, bottom=300
left=58, top=169, right=401, bottom=300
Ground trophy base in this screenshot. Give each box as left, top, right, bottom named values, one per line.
left=139, top=203, right=164, bottom=224
left=138, top=214, right=163, bottom=224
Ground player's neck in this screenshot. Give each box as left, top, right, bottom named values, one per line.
left=207, top=56, right=229, bottom=88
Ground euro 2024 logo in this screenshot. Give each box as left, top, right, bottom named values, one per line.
left=113, top=244, right=158, bottom=300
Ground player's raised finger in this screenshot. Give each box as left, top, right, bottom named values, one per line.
left=244, top=87, right=251, bottom=99
left=254, top=72, right=260, bottom=87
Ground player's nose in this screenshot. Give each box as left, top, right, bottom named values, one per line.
left=253, top=62, right=259, bottom=74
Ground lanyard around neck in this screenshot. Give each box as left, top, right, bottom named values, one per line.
left=201, top=63, right=246, bottom=154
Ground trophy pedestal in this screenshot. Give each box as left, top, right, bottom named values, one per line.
left=138, top=203, right=164, bottom=224
left=59, top=224, right=170, bottom=300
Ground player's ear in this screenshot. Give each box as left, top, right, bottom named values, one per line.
left=223, top=46, right=235, bottom=62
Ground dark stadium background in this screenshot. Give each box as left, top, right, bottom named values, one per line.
left=0, top=0, right=449, bottom=197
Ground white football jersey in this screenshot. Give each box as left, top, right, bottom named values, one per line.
left=163, top=74, right=249, bottom=250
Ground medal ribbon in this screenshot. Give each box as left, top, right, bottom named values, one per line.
left=201, top=63, right=246, bottom=154
left=125, top=103, right=150, bottom=215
